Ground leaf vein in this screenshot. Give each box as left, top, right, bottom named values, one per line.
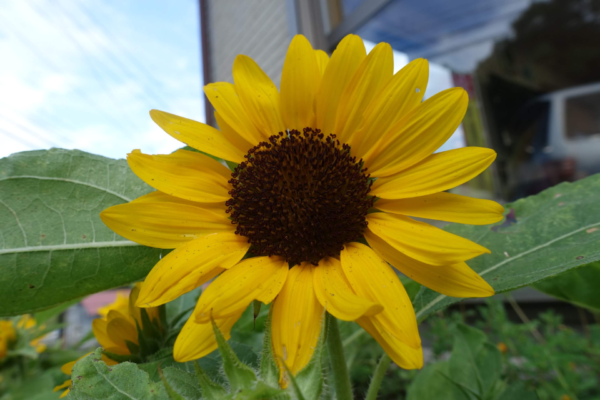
left=416, top=220, right=600, bottom=320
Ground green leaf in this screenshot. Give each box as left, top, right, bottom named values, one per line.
left=408, top=324, right=505, bottom=400
left=0, top=149, right=163, bottom=316
left=68, top=348, right=167, bottom=399
left=193, top=361, right=228, bottom=400
left=158, top=367, right=203, bottom=400
left=533, top=261, right=600, bottom=311
left=448, top=324, right=487, bottom=397
left=1, top=370, right=62, bottom=400
left=477, top=342, right=503, bottom=396
left=399, top=275, right=421, bottom=301
left=212, top=318, right=258, bottom=392
left=226, top=161, right=239, bottom=171
left=497, top=381, right=539, bottom=400
left=414, top=174, right=600, bottom=321
left=253, top=300, right=262, bottom=326
left=165, top=287, right=201, bottom=328
left=234, top=381, right=289, bottom=400
left=259, top=310, right=280, bottom=388
left=158, top=366, right=186, bottom=400
left=33, top=297, right=81, bottom=324
left=406, top=361, right=464, bottom=400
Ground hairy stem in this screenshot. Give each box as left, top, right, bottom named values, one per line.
left=365, top=353, right=391, bottom=400
left=326, top=313, right=353, bottom=400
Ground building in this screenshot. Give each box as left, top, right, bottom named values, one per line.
left=200, top=0, right=600, bottom=202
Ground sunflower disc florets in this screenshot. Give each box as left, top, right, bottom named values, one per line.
left=226, top=128, right=374, bottom=265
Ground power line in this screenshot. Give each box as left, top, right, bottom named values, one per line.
left=52, top=0, right=169, bottom=109
left=68, top=0, right=170, bottom=105
left=24, top=1, right=144, bottom=134
left=0, top=10, right=140, bottom=133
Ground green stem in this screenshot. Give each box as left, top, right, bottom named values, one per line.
left=326, top=313, right=353, bottom=400
left=365, top=354, right=391, bottom=400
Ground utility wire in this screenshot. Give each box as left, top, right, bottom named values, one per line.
left=52, top=0, right=168, bottom=109
left=0, top=11, right=138, bottom=133
left=24, top=1, right=143, bottom=133
left=66, top=0, right=169, bottom=106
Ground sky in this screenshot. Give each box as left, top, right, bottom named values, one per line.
left=0, top=0, right=202, bottom=159
left=0, top=2, right=463, bottom=161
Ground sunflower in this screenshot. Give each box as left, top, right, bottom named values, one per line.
left=0, top=315, right=47, bottom=362
left=101, top=34, right=502, bottom=381
left=16, top=315, right=48, bottom=354
left=54, top=283, right=160, bottom=398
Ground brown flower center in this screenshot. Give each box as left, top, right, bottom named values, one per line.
left=226, top=128, right=374, bottom=265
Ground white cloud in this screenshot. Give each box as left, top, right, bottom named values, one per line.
left=0, top=0, right=203, bottom=160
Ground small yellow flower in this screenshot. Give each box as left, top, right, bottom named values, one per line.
left=54, top=283, right=159, bottom=397
left=101, top=34, right=501, bottom=383
left=0, top=320, right=16, bottom=361
left=497, top=342, right=508, bottom=354
left=1, top=315, right=47, bottom=361
left=97, top=291, right=129, bottom=318
left=16, top=315, right=48, bottom=353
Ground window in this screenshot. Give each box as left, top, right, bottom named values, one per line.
left=565, top=92, right=600, bottom=139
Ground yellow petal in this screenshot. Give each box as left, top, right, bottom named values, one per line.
left=350, top=59, right=429, bottom=159
left=365, top=88, right=469, bottom=176
left=357, top=316, right=423, bottom=369
left=54, top=379, right=72, bottom=392
left=366, top=213, right=490, bottom=266
left=131, top=191, right=227, bottom=216
left=233, top=55, right=286, bottom=137
left=365, top=229, right=494, bottom=297
left=127, top=149, right=231, bottom=203
left=374, top=192, right=504, bottom=225
left=313, top=257, right=383, bottom=321
left=333, top=42, right=393, bottom=143
left=102, top=354, right=120, bottom=366
left=214, top=111, right=255, bottom=155
left=314, top=50, right=329, bottom=76
left=174, top=311, right=243, bottom=362
left=60, top=352, right=92, bottom=376
left=371, top=147, right=497, bottom=199
left=315, top=34, right=366, bottom=135
left=149, top=109, right=245, bottom=163
left=204, top=82, right=265, bottom=144
left=194, top=256, right=288, bottom=323
left=129, top=283, right=161, bottom=329
left=100, top=200, right=233, bottom=249
left=271, top=264, right=324, bottom=382
left=91, top=319, right=121, bottom=351
left=340, top=243, right=420, bottom=348
left=60, top=361, right=76, bottom=375
left=280, top=35, right=321, bottom=131
left=136, top=233, right=250, bottom=307
left=106, top=312, right=138, bottom=348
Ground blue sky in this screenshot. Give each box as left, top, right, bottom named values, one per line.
left=0, top=1, right=463, bottom=160
left=0, top=0, right=203, bottom=159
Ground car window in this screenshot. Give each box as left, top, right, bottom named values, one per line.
left=566, top=91, right=600, bottom=139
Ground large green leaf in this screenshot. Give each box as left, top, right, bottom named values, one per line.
left=0, top=149, right=162, bottom=316
left=407, top=324, right=538, bottom=400
left=68, top=348, right=167, bottom=399
left=413, top=174, right=600, bottom=321
left=533, top=261, right=600, bottom=311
